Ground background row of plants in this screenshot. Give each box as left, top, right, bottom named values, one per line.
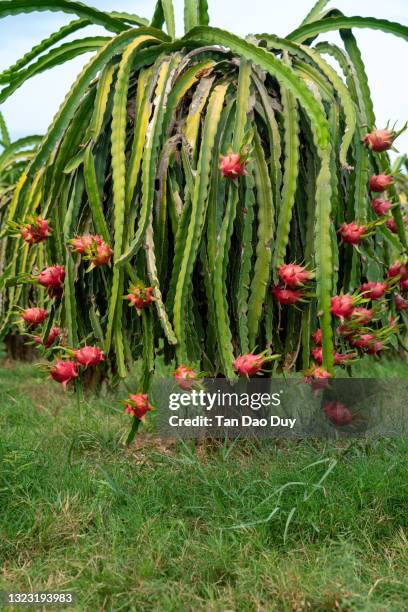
left=0, top=0, right=407, bottom=391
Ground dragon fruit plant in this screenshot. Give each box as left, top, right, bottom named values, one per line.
left=0, top=112, right=42, bottom=210
left=0, top=111, right=43, bottom=322
left=0, top=0, right=407, bottom=393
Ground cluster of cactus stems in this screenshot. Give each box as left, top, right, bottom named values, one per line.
left=1, top=0, right=408, bottom=402
left=0, top=111, right=41, bottom=205
left=0, top=111, right=42, bottom=317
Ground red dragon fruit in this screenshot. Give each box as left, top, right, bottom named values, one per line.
left=233, top=353, right=265, bottom=377
left=278, top=263, right=313, bottom=288
left=311, top=348, right=355, bottom=367
left=35, top=326, right=61, bottom=349
left=70, top=235, right=112, bottom=268
left=174, top=365, right=197, bottom=390
left=350, top=333, right=375, bottom=349
left=367, top=340, right=383, bottom=355
left=20, top=218, right=52, bottom=245
left=37, top=265, right=65, bottom=289
left=74, top=346, right=105, bottom=367
left=388, top=261, right=408, bottom=280
left=125, top=394, right=153, bottom=420
left=395, top=294, right=408, bottom=312
left=50, top=360, right=78, bottom=389
left=311, top=367, right=331, bottom=379
left=369, top=174, right=393, bottom=193
left=330, top=294, right=354, bottom=319
left=385, top=218, right=398, bottom=234
left=350, top=334, right=382, bottom=354
left=324, top=401, right=353, bottom=426
left=334, top=352, right=356, bottom=365
left=312, top=329, right=322, bottom=346
left=385, top=216, right=408, bottom=234
left=338, top=222, right=366, bottom=245
left=272, top=286, right=304, bottom=305
left=90, top=243, right=113, bottom=267
left=360, top=282, right=387, bottom=300
left=350, top=307, right=374, bottom=325
left=371, top=198, right=392, bottom=216
left=388, top=260, right=403, bottom=278
left=35, top=218, right=52, bottom=240
left=400, top=278, right=408, bottom=293
left=311, top=347, right=324, bottom=365
left=70, top=234, right=97, bottom=254
left=37, top=265, right=65, bottom=299
left=337, top=324, right=353, bottom=339
left=21, top=307, right=48, bottom=327
left=219, top=153, right=246, bottom=179
left=363, top=128, right=394, bottom=152
left=305, top=366, right=332, bottom=392
left=44, top=327, right=61, bottom=349
left=126, top=285, right=155, bottom=314
left=20, top=225, right=35, bottom=244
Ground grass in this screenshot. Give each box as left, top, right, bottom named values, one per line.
left=1, top=359, right=408, bottom=610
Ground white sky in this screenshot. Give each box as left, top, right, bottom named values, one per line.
left=0, top=0, right=407, bottom=152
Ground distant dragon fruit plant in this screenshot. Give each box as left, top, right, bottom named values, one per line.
left=0, top=0, right=407, bottom=404
left=0, top=111, right=42, bottom=329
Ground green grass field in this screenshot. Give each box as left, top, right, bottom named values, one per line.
left=1, top=360, right=408, bottom=610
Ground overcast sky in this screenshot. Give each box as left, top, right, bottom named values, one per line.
left=0, top=0, right=407, bottom=152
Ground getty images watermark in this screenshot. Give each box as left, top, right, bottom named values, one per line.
left=152, top=378, right=408, bottom=439
left=167, top=388, right=296, bottom=429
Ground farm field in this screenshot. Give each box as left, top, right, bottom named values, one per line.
left=1, top=360, right=408, bottom=611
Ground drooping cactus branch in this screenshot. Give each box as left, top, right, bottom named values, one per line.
left=0, top=0, right=407, bottom=388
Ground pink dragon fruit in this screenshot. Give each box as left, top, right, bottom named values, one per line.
left=360, top=282, right=387, bottom=300
left=305, top=366, right=332, bottom=392
left=125, top=394, right=153, bottom=420
left=21, top=307, right=48, bottom=327
left=324, top=401, right=353, bottom=426
left=371, top=198, right=392, bottom=216
left=338, top=223, right=366, bottom=245
left=50, top=360, right=78, bottom=389
left=400, top=278, right=408, bottom=293
left=233, top=353, right=265, bottom=377
left=311, top=348, right=355, bottom=367
left=367, top=341, right=383, bottom=355
left=126, top=285, right=155, bottom=314
left=37, top=265, right=65, bottom=299
left=70, top=235, right=98, bottom=254
left=272, top=286, right=304, bottom=305
left=91, top=243, right=113, bottom=267
left=334, top=352, right=356, bottom=365
left=219, top=153, right=246, bottom=179
left=350, top=333, right=376, bottom=349
left=37, top=265, right=65, bottom=289
left=350, top=307, right=374, bottom=325
left=388, top=261, right=404, bottom=278
left=363, top=128, right=394, bottom=152
left=278, top=263, right=313, bottom=288
left=35, top=326, right=61, bottom=349
left=395, top=294, right=408, bottom=312
left=174, top=365, right=198, bottom=390
left=20, top=218, right=52, bottom=245
left=74, top=346, right=105, bottom=367
left=369, top=174, right=393, bottom=193
left=350, top=334, right=382, bottom=354
left=312, top=329, right=322, bottom=346
left=311, top=347, right=324, bottom=365
left=330, top=295, right=354, bottom=319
